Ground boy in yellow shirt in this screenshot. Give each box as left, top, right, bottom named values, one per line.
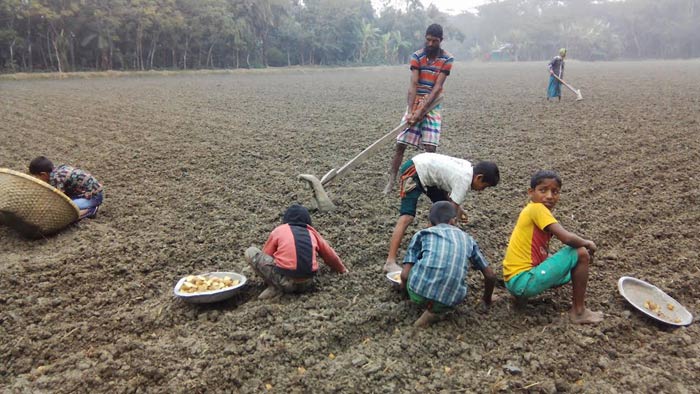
left=502, top=170, right=603, bottom=324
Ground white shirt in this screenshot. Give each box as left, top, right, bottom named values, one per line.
left=412, top=153, right=473, bottom=204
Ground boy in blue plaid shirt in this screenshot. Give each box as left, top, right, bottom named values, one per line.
left=400, top=201, right=496, bottom=327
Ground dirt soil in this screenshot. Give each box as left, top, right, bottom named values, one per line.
left=1, top=61, right=699, bottom=393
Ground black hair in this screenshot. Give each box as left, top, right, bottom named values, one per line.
left=29, top=156, right=53, bottom=174
left=474, top=161, right=500, bottom=186
left=429, top=201, right=457, bottom=226
left=530, top=170, right=562, bottom=189
left=426, top=23, right=443, bottom=40
left=283, top=204, right=312, bottom=227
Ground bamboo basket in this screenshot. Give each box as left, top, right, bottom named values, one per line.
left=0, top=168, right=79, bottom=236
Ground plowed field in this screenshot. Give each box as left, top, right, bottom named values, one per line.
left=1, top=61, right=699, bottom=393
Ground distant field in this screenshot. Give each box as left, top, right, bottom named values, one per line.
left=1, top=60, right=698, bottom=392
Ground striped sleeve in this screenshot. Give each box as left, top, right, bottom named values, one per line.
left=467, top=236, right=490, bottom=271
left=410, top=52, right=420, bottom=70
left=441, top=54, right=454, bottom=75
left=403, top=232, right=423, bottom=264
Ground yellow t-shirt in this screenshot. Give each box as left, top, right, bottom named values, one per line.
left=502, top=202, right=558, bottom=281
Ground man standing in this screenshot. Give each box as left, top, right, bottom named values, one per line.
left=547, top=48, right=567, bottom=101
left=383, top=23, right=454, bottom=194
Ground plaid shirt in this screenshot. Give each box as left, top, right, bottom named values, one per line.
left=49, top=164, right=103, bottom=199
left=404, top=223, right=489, bottom=306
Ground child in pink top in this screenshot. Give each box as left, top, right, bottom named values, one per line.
left=245, top=204, right=348, bottom=299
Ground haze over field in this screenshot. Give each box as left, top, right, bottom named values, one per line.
left=0, top=0, right=698, bottom=73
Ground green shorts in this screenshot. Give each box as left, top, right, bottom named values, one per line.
left=407, top=270, right=453, bottom=314
left=399, top=160, right=449, bottom=217
left=505, top=246, right=578, bottom=298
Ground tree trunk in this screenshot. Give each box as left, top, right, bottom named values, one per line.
left=136, top=23, right=144, bottom=70
left=27, top=14, right=32, bottom=71
left=9, top=38, right=16, bottom=71
left=261, top=30, right=268, bottom=67
left=207, top=43, right=215, bottom=68
left=69, top=34, right=75, bottom=71
left=148, top=32, right=159, bottom=69
left=183, top=36, right=189, bottom=70
left=46, top=33, right=53, bottom=70
left=108, top=37, right=114, bottom=70
left=245, top=51, right=250, bottom=68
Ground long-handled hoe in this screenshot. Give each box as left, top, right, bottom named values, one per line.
left=299, top=96, right=444, bottom=212
left=553, top=74, right=583, bottom=101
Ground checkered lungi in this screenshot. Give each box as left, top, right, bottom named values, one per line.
left=396, top=97, right=442, bottom=148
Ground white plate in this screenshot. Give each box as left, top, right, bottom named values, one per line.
left=174, top=272, right=247, bottom=304
left=386, top=271, right=402, bottom=285
left=618, top=276, right=692, bottom=326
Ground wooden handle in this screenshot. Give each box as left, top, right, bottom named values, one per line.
left=321, top=96, right=444, bottom=186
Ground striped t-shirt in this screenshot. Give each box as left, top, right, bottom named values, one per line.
left=410, top=48, right=455, bottom=96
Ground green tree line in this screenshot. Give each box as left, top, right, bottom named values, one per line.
left=0, top=0, right=698, bottom=73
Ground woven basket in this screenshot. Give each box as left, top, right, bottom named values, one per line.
left=0, top=168, right=80, bottom=236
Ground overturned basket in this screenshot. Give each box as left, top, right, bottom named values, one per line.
left=0, top=168, right=80, bottom=237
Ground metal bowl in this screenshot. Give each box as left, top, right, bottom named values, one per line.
left=618, top=276, right=693, bottom=326
left=386, top=271, right=402, bottom=286
left=174, top=272, right=247, bottom=304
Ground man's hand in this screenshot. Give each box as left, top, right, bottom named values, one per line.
left=408, top=111, right=422, bottom=126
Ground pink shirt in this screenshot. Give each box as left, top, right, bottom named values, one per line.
left=262, top=224, right=346, bottom=274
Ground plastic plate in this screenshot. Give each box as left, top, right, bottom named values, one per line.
left=386, top=271, right=402, bottom=285
left=174, top=272, right=247, bottom=304
left=618, top=276, right=692, bottom=326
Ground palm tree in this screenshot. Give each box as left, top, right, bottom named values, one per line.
left=357, top=19, right=379, bottom=63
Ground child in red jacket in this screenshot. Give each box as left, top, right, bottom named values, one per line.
left=245, top=204, right=348, bottom=299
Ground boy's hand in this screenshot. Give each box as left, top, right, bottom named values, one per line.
left=477, top=293, right=502, bottom=313
left=585, top=240, right=597, bottom=255
left=479, top=300, right=491, bottom=313
left=477, top=298, right=491, bottom=313
left=400, top=264, right=412, bottom=291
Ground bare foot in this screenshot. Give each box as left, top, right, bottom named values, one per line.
left=383, top=261, right=401, bottom=273
left=510, top=295, right=528, bottom=309
left=569, top=308, right=604, bottom=324
left=258, top=285, right=280, bottom=300
left=414, top=310, right=439, bottom=327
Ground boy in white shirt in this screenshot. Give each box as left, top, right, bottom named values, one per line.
left=385, top=153, right=499, bottom=273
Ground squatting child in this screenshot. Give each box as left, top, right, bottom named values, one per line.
left=29, top=156, right=104, bottom=219
left=245, top=204, right=348, bottom=300
left=385, top=152, right=499, bottom=273
left=400, top=201, right=496, bottom=327
left=502, top=170, right=603, bottom=324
